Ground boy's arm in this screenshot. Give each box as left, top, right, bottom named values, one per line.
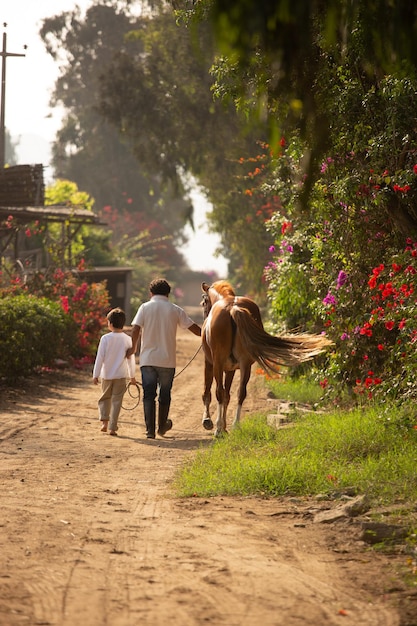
left=92, top=337, right=105, bottom=382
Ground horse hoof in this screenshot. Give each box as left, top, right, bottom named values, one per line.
left=214, top=430, right=228, bottom=438
left=203, top=418, right=214, bottom=431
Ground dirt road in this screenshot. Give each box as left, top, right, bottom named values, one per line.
left=0, top=329, right=414, bottom=625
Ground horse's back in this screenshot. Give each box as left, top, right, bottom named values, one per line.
left=202, top=299, right=235, bottom=365
left=234, top=296, right=263, bottom=328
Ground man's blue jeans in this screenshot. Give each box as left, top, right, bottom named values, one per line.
left=140, top=366, right=175, bottom=404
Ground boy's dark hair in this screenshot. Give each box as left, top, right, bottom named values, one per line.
left=107, top=307, right=126, bottom=329
left=149, top=278, right=171, bottom=296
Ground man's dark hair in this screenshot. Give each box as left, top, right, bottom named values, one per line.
left=149, top=278, right=171, bottom=296
left=107, top=307, right=126, bottom=329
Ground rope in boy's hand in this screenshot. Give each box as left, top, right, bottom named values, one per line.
left=121, top=381, right=141, bottom=411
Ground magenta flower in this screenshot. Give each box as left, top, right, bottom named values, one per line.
left=322, top=293, right=337, bottom=305
left=336, top=270, right=347, bottom=289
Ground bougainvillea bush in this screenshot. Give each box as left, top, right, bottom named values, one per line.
left=0, top=295, right=69, bottom=380
left=0, top=260, right=110, bottom=364
left=355, top=241, right=417, bottom=403
left=36, top=263, right=110, bottom=358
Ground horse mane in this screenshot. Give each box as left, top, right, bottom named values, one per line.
left=210, top=280, right=235, bottom=297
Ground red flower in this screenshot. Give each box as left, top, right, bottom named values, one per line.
left=60, top=295, right=70, bottom=314
left=359, top=322, right=373, bottom=336
left=385, top=321, right=395, bottom=330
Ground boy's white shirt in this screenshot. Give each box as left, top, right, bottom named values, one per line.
left=93, top=331, right=135, bottom=380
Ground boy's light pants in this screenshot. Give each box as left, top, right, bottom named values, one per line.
left=98, top=378, right=127, bottom=432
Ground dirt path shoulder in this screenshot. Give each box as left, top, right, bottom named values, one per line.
left=0, top=330, right=415, bottom=625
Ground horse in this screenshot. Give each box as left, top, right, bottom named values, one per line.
left=200, top=280, right=332, bottom=437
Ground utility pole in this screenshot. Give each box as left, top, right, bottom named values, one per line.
left=0, top=24, right=26, bottom=169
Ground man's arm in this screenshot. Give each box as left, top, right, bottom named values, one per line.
left=188, top=323, right=201, bottom=337
left=126, top=325, right=142, bottom=357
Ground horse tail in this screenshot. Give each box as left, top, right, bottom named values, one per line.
left=230, top=306, right=332, bottom=372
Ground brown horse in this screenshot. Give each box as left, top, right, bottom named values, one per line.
left=200, top=281, right=332, bottom=436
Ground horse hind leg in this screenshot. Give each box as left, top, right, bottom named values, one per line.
left=215, top=371, right=234, bottom=437
left=231, top=365, right=251, bottom=430
left=202, top=360, right=214, bottom=430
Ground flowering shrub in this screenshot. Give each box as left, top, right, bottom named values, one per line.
left=317, top=239, right=417, bottom=402
left=360, top=240, right=417, bottom=401
left=44, top=266, right=110, bottom=358
left=0, top=260, right=110, bottom=360
left=0, top=295, right=68, bottom=380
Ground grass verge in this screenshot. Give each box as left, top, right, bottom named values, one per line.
left=174, top=404, right=417, bottom=502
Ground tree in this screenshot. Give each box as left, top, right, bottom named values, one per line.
left=176, top=1, right=417, bottom=201
left=5, top=129, right=18, bottom=165
left=40, top=2, right=191, bottom=262
left=98, top=6, right=272, bottom=292
left=167, top=1, right=417, bottom=401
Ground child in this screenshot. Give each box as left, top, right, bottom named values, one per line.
left=93, top=307, right=136, bottom=436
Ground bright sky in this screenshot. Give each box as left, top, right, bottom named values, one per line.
left=1, top=0, right=227, bottom=276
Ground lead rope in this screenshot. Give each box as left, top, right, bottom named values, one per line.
left=174, top=293, right=209, bottom=378
left=174, top=343, right=202, bottom=378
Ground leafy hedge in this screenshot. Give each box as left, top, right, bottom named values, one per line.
left=0, top=295, right=72, bottom=381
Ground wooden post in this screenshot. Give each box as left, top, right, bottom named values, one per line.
left=0, top=25, right=26, bottom=169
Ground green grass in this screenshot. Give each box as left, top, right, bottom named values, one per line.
left=264, top=374, right=325, bottom=405
left=174, top=405, right=417, bottom=503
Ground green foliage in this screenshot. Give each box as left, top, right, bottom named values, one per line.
left=0, top=262, right=110, bottom=360
left=45, top=179, right=94, bottom=210
left=206, top=1, right=417, bottom=170
left=0, top=295, right=69, bottom=381
left=40, top=2, right=194, bottom=285
left=97, top=7, right=266, bottom=291
left=248, top=47, right=417, bottom=402
left=262, top=373, right=326, bottom=406
left=43, top=179, right=98, bottom=267
left=174, top=405, right=417, bottom=499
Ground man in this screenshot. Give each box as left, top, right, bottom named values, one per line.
left=128, top=278, right=201, bottom=439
